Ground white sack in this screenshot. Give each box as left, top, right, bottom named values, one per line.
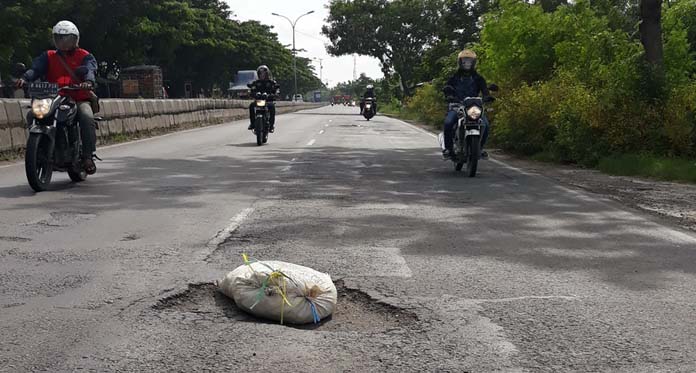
left=219, top=260, right=337, bottom=324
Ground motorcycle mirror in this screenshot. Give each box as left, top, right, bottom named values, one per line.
left=12, top=62, right=27, bottom=77
left=488, top=84, right=499, bottom=92
left=75, top=66, right=89, bottom=78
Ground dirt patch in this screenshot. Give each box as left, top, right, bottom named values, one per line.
left=154, top=280, right=418, bottom=332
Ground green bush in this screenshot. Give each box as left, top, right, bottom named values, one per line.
left=402, top=84, right=445, bottom=127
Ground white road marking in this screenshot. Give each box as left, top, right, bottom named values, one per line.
left=207, top=208, right=254, bottom=248
left=325, top=124, right=329, bottom=127
left=281, top=158, right=297, bottom=172
left=319, top=130, right=325, bottom=134
left=307, top=139, right=316, bottom=146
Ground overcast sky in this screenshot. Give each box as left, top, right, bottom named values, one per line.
left=226, top=0, right=383, bottom=87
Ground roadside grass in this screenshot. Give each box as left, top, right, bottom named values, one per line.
left=598, top=154, right=696, bottom=184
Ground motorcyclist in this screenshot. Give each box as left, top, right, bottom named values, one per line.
left=247, top=65, right=280, bottom=132
left=359, top=84, right=376, bottom=114
left=16, top=21, right=98, bottom=174
left=442, top=49, right=493, bottom=160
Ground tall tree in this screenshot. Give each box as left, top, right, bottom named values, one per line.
left=639, top=0, right=664, bottom=67
left=322, top=0, right=442, bottom=96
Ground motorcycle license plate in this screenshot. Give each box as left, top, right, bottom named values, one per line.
left=28, top=82, right=59, bottom=98
left=465, top=129, right=480, bottom=136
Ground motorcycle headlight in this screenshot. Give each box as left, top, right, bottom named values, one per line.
left=256, top=100, right=266, bottom=107
left=32, top=98, right=52, bottom=119
left=467, top=106, right=482, bottom=120
left=366, top=104, right=372, bottom=108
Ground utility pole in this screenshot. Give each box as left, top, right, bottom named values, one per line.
left=272, top=10, right=315, bottom=101
left=314, top=57, right=323, bottom=86
left=353, top=55, right=357, bottom=81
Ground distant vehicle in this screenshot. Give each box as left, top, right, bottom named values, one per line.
left=362, top=97, right=376, bottom=121
left=293, top=94, right=303, bottom=102
left=228, top=70, right=258, bottom=98
left=250, top=92, right=274, bottom=146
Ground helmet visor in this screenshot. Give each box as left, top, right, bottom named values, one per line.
left=459, top=57, right=476, bottom=71
left=54, top=34, right=78, bottom=51
left=257, top=68, right=269, bottom=80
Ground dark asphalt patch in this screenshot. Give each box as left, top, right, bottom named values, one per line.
left=0, top=236, right=31, bottom=242
left=120, top=234, right=141, bottom=242
left=153, top=280, right=418, bottom=332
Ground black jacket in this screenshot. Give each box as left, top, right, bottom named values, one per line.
left=444, top=71, right=490, bottom=102
left=248, top=79, right=280, bottom=97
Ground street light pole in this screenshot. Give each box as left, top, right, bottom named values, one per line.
left=314, top=57, right=323, bottom=86
left=272, top=10, right=314, bottom=101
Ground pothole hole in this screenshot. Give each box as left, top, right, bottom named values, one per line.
left=153, top=280, right=418, bottom=332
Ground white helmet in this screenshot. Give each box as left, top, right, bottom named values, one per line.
left=366, top=84, right=374, bottom=90
left=53, top=21, right=80, bottom=50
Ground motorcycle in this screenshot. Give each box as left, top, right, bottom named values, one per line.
left=448, top=97, right=485, bottom=176
left=439, top=84, right=498, bottom=177
left=362, top=98, right=376, bottom=121
left=251, top=92, right=273, bottom=146
left=24, top=81, right=101, bottom=192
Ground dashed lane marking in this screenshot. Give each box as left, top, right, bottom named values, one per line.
left=207, top=208, right=254, bottom=248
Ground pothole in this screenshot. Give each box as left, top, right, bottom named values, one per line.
left=25, top=211, right=97, bottom=229
left=153, top=280, right=418, bottom=332
left=120, top=234, right=141, bottom=242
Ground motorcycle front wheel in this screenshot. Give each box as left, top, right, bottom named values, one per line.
left=25, top=133, right=53, bottom=192
left=255, top=117, right=264, bottom=146
left=466, top=136, right=480, bottom=177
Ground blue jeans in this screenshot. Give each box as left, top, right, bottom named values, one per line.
left=443, top=110, right=489, bottom=151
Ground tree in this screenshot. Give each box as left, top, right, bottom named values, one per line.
left=640, top=0, right=664, bottom=67
left=0, top=0, right=321, bottom=98
left=322, top=0, right=442, bottom=96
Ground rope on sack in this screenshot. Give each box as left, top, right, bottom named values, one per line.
left=241, top=254, right=324, bottom=325
left=242, top=253, right=294, bottom=324
left=308, top=300, right=321, bottom=324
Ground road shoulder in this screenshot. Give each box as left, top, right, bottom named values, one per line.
left=384, top=113, right=696, bottom=233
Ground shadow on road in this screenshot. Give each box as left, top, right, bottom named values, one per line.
left=2, top=143, right=695, bottom=292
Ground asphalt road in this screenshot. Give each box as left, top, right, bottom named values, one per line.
left=1, top=106, right=696, bottom=372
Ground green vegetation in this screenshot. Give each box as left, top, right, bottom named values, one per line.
left=325, top=0, right=696, bottom=183
left=0, top=0, right=321, bottom=97
left=598, top=154, right=696, bottom=183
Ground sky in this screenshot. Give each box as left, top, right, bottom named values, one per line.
left=226, top=0, right=384, bottom=88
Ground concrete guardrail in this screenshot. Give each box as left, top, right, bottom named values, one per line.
left=0, top=98, right=322, bottom=152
